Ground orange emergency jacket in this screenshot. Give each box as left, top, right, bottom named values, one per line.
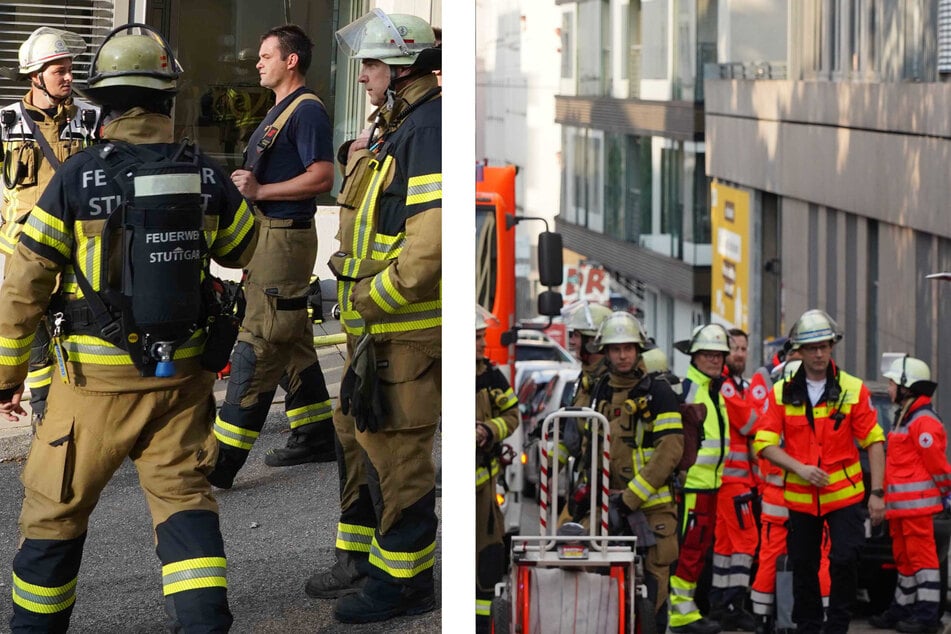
left=753, top=362, right=884, bottom=515
left=884, top=395, right=951, bottom=519
left=719, top=371, right=759, bottom=487
left=749, top=367, right=788, bottom=522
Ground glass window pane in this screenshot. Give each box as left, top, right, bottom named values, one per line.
left=0, top=1, right=113, bottom=103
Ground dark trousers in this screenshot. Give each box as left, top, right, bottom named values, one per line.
left=787, top=502, right=864, bottom=634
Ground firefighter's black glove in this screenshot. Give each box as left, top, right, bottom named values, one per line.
left=608, top=493, right=628, bottom=535
left=340, top=334, right=388, bottom=433
left=608, top=493, right=656, bottom=547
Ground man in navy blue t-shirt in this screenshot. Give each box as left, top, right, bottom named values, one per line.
left=208, top=24, right=337, bottom=489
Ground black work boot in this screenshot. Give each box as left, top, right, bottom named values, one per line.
left=305, top=552, right=368, bottom=599
left=869, top=611, right=901, bottom=629
left=333, top=578, right=436, bottom=624
left=754, top=615, right=773, bottom=634
left=206, top=443, right=248, bottom=489
left=720, top=603, right=756, bottom=631
left=264, top=430, right=335, bottom=467
left=896, top=620, right=940, bottom=634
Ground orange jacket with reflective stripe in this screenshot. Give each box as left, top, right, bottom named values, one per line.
left=749, top=367, right=787, bottom=521
left=754, top=365, right=884, bottom=515
left=884, top=396, right=951, bottom=519
left=719, top=372, right=758, bottom=487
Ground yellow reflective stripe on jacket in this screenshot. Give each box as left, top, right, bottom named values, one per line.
left=406, top=173, right=441, bottom=206
left=631, top=444, right=675, bottom=508
left=60, top=265, right=79, bottom=295
left=342, top=302, right=442, bottom=335
left=25, top=365, right=53, bottom=389
left=61, top=331, right=205, bottom=366
left=369, top=268, right=409, bottom=313
left=368, top=535, right=436, bottom=579
left=490, top=416, right=509, bottom=441
left=286, top=399, right=333, bottom=429
left=11, top=572, right=76, bottom=615
left=213, top=415, right=260, bottom=450
left=340, top=309, right=365, bottom=335
left=784, top=460, right=864, bottom=505
left=476, top=460, right=501, bottom=489
left=336, top=522, right=374, bottom=553
left=212, top=199, right=254, bottom=257
left=752, top=429, right=780, bottom=457
left=162, top=556, right=227, bottom=595
left=476, top=598, right=492, bottom=616
left=0, top=226, right=16, bottom=254
left=347, top=156, right=394, bottom=273
left=365, top=300, right=441, bottom=334
left=338, top=279, right=365, bottom=336
left=371, top=232, right=404, bottom=259
left=22, top=207, right=70, bottom=259
left=0, top=333, right=34, bottom=366
left=74, top=226, right=102, bottom=294
left=653, top=410, right=683, bottom=434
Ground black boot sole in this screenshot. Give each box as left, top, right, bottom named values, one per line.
left=334, top=597, right=436, bottom=624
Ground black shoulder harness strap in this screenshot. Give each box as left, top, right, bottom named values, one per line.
left=18, top=103, right=63, bottom=169
left=244, top=92, right=323, bottom=173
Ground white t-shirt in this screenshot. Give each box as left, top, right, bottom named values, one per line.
left=806, top=379, right=825, bottom=407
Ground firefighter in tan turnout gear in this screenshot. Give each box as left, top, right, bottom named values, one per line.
left=207, top=24, right=337, bottom=488
left=0, top=27, right=102, bottom=424
left=304, top=10, right=442, bottom=624
left=0, top=24, right=256, bottom=631
left=475, top=307, right=519, bottom=633
left=563, top=312, right=683, bottom=631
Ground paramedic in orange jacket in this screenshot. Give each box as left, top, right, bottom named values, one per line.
left=709, top=328, right=758, bottom=631
left=748, top=357, right=832, bottom=634
left=753, top=309, right=885, bottom=634
left=868, top=356, right=951, bottom=634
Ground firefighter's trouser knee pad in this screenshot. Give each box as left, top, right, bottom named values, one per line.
left=11, top=533, right=86, bottom=632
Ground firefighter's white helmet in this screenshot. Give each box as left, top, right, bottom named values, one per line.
left=476, top=305, right=499, bottom=332
left=595, top=312, right=647, bottom=351
left=564, top=302, right=613, bottom=338
left=882, top=354, right=936, bottom=396
left=789, top=309, right=842, bottom=349
left=678, top=324, right=731, bottom=355
left=18, top=28, right=86, bottom=75
left=336, top=9, right=435, bottom=66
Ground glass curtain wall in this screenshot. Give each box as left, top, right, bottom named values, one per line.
left=160, top=0, right=350, bottom=201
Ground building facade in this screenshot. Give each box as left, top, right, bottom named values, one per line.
left=553, top=0, right=716, bottom=375
left=705, top=0, right=951, bottom=405
left=0, top=0, right=441, bottom=279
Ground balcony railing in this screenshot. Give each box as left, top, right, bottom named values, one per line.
left=704, top=61, right=788, bottom=80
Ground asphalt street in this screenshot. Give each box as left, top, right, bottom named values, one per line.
left=0, top=341, right=443, bottom=633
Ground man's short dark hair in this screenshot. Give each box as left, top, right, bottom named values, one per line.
left=261, top=24, right=313, bottom=74
left=728, top=328, right=748, bottom=340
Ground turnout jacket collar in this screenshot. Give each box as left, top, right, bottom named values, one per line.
left=369, top=73, right=440, bottom=134
left=22, top=89, right=77, bottom=124
left=101, top=108, right=174, bottom=144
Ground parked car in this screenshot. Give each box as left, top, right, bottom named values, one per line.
left=856, top=382, right=951, bottom=613
left=510, top=329, right=580, bottom=502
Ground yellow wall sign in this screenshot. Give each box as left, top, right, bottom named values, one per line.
left=710, top=181, right=750, bottom=332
